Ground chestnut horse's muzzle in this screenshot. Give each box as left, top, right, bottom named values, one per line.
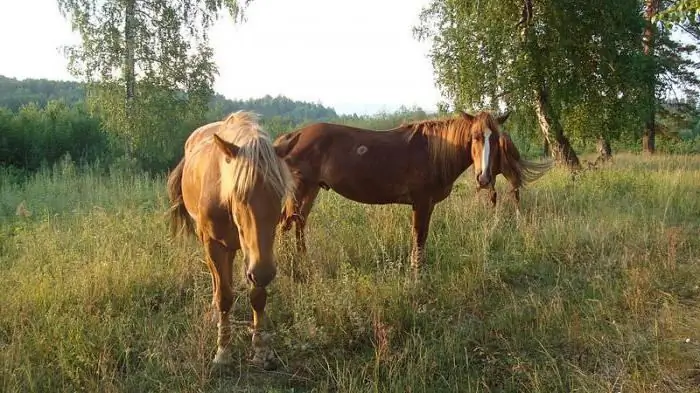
left=477, top=172, right=491, bottom=187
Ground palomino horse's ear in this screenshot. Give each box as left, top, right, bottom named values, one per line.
left=457, top=110, right=475, bottom=121
left=496, top=111, right=510, bottom=125
left=212, top=134, right=239, bottom=159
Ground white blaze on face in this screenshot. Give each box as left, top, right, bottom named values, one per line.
left=481, top=128, right=492, bottom=176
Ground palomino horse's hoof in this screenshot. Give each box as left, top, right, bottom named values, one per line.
left=250, top=352, right=278, bottom=371
left=212, top=347, right=234, bottom=366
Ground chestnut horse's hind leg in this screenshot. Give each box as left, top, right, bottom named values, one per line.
left=410, top=200, right=435, bottom=280
left=203, top=237, right=237, bottom=366
left=292, top=183, right=320, bottom=254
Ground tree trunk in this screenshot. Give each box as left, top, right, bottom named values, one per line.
left=642, top=0, right=659, bottom=154
left=533, top=85, right=580, bottom=169
left=543, top=138, right=550, bottom=158
left=124, top=0, right=136, bottom=157
left=596, top=136, right=612, bottom=161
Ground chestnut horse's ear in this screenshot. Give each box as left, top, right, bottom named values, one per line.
left=496, top=111, right=510, bottom=125
left=458, top=110, right=475, bottom=121
left=273, top=131, right=301, bottom=158
left=213, top=134, right=239, bottom=159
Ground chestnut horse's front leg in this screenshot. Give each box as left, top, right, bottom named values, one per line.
left=488, top=184, right=497, bottom=208
left=249, top=286, right=276, bottom=370
left=510, top=187, right=522, bottom=219
left=410, top=200, right=435, bottom=280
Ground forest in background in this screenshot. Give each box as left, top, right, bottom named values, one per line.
left=0, top=75, right=433, bottom=175
left=0, top=73, right=698, bottom=178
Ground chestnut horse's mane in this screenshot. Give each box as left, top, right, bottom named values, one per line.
left=215, top=111, right=294, bottom=202
left=401, top=111, right=502, bottom=183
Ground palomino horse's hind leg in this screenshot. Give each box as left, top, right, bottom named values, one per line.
left=410, top=201, right=435, bottom=280
left=249, top=286, right=276, bottom=370
left=203, top=238, right=237, bottom=366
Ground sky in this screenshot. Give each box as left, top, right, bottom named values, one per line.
left=0, top=0, right=443, bottom=115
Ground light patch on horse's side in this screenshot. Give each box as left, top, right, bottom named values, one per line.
left=482, top=128, right=492, bottom=175
left=356, top=145, right=368, bottom=155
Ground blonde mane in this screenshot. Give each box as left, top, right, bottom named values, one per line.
left=216, top=111, right=294, bottom=203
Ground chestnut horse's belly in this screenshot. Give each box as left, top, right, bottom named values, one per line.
left=319, top=160, right=414, bottom=205
left=325, top=180, right=413, bottom=205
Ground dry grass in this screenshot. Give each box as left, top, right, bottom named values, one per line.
left=1, top=153, right=699, bottom=392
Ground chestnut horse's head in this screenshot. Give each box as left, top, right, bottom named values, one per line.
left=459, top=110, right=510, bottom=188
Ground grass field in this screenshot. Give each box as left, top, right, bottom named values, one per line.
left=1, top=153, right=699, bottom=393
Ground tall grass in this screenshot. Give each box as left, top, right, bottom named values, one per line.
left=1, top=153, right=699, bottom=392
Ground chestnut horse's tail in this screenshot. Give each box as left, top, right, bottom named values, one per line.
left=166, top=157, right=195, bottom=238
left=279, top=193, right=298, bottom=232
left=499, top=132, right=554, bottom=188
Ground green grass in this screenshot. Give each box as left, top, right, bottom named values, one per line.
left=1, top=153, right=699, bottom=392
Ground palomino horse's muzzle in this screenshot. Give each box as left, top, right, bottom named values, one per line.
left=247, top=265, right=277, bottom=287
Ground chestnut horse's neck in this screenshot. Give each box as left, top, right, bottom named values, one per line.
left=402, top=116, right=476, bottom=185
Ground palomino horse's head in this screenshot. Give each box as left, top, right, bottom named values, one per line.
left=459, top=110, right=510, bottom=188
left=211, top=113, right=294, bottom=287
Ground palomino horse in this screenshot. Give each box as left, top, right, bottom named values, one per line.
left=167, top=111, right=294, bottom=369
left=475, top=131, right=553, bottom=212
left=273, top=110, right=551, bottom=276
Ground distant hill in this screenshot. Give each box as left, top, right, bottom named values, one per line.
left=0, top=75, right=339, bottom=122
left=208, top=93, right=338, bottom=123
left=0, top=75, right=85, bottom=110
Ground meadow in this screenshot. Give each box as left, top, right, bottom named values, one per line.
left=1, top=153, right=699, bottom=393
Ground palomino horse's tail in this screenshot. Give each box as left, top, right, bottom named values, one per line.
left=166, top=157, right=195, bottom=238
left=500, top=132, right=554, bottom=188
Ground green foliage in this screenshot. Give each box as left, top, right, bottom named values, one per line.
left=0, top=102, right=110, bottom=172
left=1, top=155, right=699, bottom=391
left=56, top=0, right=245, bottom=85
left=415, top=0, right=649, bottom=144
left=655, top=0, right=700, bottom=25
left=55, top=0, right=253, bottom=160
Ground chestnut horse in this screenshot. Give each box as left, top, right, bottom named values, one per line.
left=167, top=111, right=294, bottom=369
left=273, top=110, right=551, bottom=276
left=475, top=131, right=553, bottom=212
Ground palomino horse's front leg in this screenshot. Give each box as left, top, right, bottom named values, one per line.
left=410, top=201, right=435, bottom=280
left=249, top=286, right=276, bottom=369
left=204, top=238, right=236, bottom=365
